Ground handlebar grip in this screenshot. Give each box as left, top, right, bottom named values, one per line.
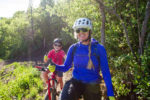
left=35, top=66, right=42, bottom=69
left=35, top=66, right=47, bottom=71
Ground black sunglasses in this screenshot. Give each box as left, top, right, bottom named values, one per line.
left=75, top=28, right=89, bottom=33
left=54, top=43, right=62, bottom=47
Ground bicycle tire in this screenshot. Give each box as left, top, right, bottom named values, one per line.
left=44, top=90, right=49, bottom=100
left=44, top=80, right=57, bottom=100
left=52, top=79, right=57, bottom=100
left=52, top=88, right=57, bottom=100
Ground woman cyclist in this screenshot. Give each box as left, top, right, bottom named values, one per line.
left=48, top=18, right=115, bottom=100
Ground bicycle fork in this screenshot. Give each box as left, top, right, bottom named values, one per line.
left=48, top=79, right=52, bottom=100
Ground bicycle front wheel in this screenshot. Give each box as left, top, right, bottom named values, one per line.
left=44, top=80, right=57, bottom=100
left=52, top=88, right=57, bottom=100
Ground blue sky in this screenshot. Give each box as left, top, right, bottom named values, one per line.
left=0, top=0, right=41, bottom=18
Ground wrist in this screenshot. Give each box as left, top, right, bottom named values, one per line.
left=109, top=96, right=115, bottom=100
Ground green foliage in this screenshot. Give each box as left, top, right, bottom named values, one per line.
left=49, top=0, right=101, bottom=40
left=133, top=46, right=150, bottom=99
left=112, top=76, right=130, bottom=97
left=40, top=0, right=55, bottom=8
left=0, top=5, right=75, bottom=59
left=111, top=54, right=134, bottom=96
left=111, top=50, right=150, bottom=99
left=0, top=12, right=30, bottom=59
left=0, top=62, right=43, bottom=100
left=0, top=59, right=3, bottom=62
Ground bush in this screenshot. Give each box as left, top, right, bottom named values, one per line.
left=111, top=51, right=150, bottom=99
left=0, top=62, right=43, bottom=100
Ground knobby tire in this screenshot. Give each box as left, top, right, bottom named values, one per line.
left=44, top=80, right=57, bottom=100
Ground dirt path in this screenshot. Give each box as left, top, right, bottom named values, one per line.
left=63, top=69, right=73, bottom=83
left=0, top=61, right=5, bottom=70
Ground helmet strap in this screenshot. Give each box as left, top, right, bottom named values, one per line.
left=81, top=30, right=91, bottom=43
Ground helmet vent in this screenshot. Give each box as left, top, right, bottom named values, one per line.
left=87, top=21, right=89, bottom=24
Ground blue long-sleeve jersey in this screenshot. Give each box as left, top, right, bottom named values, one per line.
left=55, top=38, right=114, bottom=96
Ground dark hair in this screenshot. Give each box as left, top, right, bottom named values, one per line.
left=53, top=38, right=62, bottom=45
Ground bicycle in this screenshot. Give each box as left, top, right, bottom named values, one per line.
left=34, top=64, right=58, bottom=100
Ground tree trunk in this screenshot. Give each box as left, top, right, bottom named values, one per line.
left=97, top=0, right=106, bottom=47
left=140, top=0, right=150, bottom=55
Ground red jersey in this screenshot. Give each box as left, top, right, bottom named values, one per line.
left=47, top=49, right=65, bottom=65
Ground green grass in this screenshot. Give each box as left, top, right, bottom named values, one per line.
left=0, top=59, right=3, bottom=62
left=0, top=62, right=43, bottom=100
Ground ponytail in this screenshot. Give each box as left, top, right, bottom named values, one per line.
left=87, top=30, right=94, bottom=69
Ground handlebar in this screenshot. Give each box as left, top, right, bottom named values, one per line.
left=34, top=65, right=56, bottom=80
left=34, top=59, right=55, bottom=72
left=34, top=66, right=49, bottom=72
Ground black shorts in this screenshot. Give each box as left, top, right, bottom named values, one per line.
left=59, top=78, right=101, bottom=100
left=55, top=71, right=63, bottom=77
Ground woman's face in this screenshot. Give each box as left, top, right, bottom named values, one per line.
left=75, top=28, right=90, bottom=42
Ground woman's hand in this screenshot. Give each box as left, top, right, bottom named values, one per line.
left=109, top=96, right=115, bottom=100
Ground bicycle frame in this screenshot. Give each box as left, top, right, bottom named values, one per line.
left=47, top=72, right=57, bottom=100
left=34, top=66, right=58, bottom=100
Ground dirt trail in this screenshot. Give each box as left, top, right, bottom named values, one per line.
left=0, top=61, right=5, bottom=70
left=63, top=69, right=72, bottom=83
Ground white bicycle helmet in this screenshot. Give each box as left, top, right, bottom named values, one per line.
left=72, top=18, right=92, bottom=30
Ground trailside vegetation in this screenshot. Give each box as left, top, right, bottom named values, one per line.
left=0, top=62, right=43, bottom=100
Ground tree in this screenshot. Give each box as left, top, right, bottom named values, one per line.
left=95, top=0, right=106, bottom=47
left=139, top=0, right=150, bottom=55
